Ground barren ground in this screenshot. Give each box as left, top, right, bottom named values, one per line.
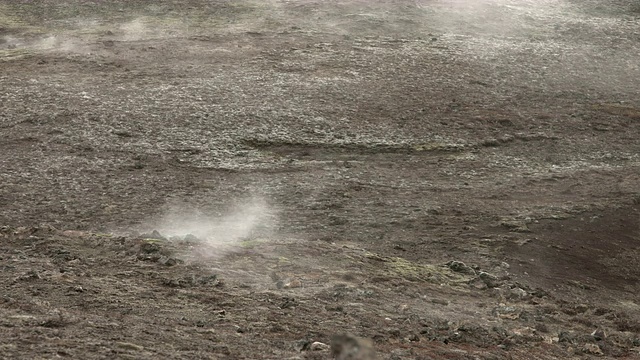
left=1, top=1, right=639, bottom=359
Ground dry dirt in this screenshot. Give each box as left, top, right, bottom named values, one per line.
left=1, top=0, right=639, bottom=359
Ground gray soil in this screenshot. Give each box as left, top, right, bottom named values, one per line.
left=1, top=0, right=639, bottom=359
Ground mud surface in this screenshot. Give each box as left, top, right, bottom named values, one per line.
left=1, top=1, right=639, bottom=359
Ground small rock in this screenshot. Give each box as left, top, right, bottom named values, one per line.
left=325, top=305, right=344, bottom=312
left=112, top=128, right=133, bottom=139
left=393, top=244, right=406, bottom=251
left=431, top=298, right=449, bottom=306
left=142, top=230, right=165, bottom=240
left=331, top=334, right=375, bottom=360
left=139, top=242, right=161, bottom=254
left=574, top=304, right=589, bottom=313
left=235, top=325, right=247, bottom=333
left=446, top=260, right=476, bottom=275
left=183, top=234, right=200, bottom=242
left=500, top=220, right=531, bottom=233
left=492, top=305, right=521, bottom=320
left=508, top=287, right=529, bottom=300
left=197, top=274, right=219, bottom=286
left=512, top=327, right=537, bottom=337
left=469, top=277, right=489, bottom=290
left=591, top=328, right=606, bottom=341
left=158, top=256, right=179, bottom=266
left=481, top=138, right=501, bottom=147
left=270, top=324, right=287, bottom=333
left=115, top=342, right=144, bottom=351
left=530, top=288, right=549, bottom=298
left=310, top=341, right=330, bottom=351
left=582, top=343, right=603, bottom=355
left=283, top=279, right=302, bottom=288
left=280, top=297, right=296, bottom=309
left=479, top=271, right=502, bottom=288
left=558, top=331, right=574, bottom=343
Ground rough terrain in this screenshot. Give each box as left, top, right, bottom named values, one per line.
left=1, top=0, right=639, bottom=359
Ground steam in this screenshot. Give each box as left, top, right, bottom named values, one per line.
left=428, top=0, right=568, bottom=36
left=151, top=197, right=275, bottom=261
left=0, top=18, right=155, bottom=53
left=119, top=18, right=151, bottom=42
left=422, top=0, right=640, bottom=94
left=32, top=35, right=82, bottom=52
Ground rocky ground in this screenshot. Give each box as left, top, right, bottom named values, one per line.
left=1, top=0, right=639, bottom=359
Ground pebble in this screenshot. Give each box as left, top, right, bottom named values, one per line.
left=283, top=279, right=302, bottom=288
left=558, top=331, right=574, bottom=343
left=158, top=256, right=178, bottom=266
left=115, top=342, right=144, bottom=351
left=492, top=305, right=521, bottom=320
left=310, top=341, right=330, bottom=351
left=139, top=230, right=166, bottom=240
left=479, top=271, right=502, bottom=288
left=591, top=328, right=606, bottom=341
left=431, top=298, right=449, bottom=306
left=446, top=260, right=476, bottom=275
left=508, top=287, right=529, bottom=300
left=582, top=343, right=603, bottom=355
